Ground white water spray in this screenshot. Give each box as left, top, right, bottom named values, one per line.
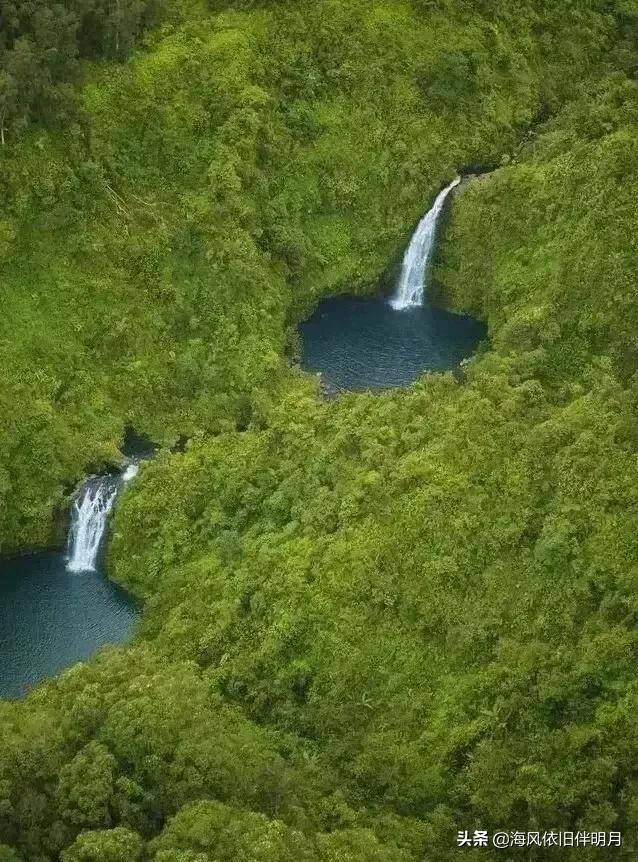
left=66, top=463, right=139, bottom=573
left=390, top=177, right=461, bottom=310
left=122, top=463, right=139, bottom=481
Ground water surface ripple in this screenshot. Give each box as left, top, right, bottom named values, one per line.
left=300, top=295, right=486, bottom=392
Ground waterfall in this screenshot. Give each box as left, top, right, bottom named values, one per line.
left=389, top=177, right=461, bottom=311
left=122, top=463, right=139, bottom=481
left=66, top=464, right=138, bottom=573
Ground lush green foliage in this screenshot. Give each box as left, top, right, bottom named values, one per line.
left=0, top=0, right=617, bottom=550
left=1, top=647, right=415, bottom=860
left=0, top=0, right=167, bottom=145
left=3, top=0, right=638, bottom=860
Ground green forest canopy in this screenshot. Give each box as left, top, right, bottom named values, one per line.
left=3, top=0, right=638, bottom=859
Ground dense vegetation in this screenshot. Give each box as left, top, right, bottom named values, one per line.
left=0, top=0, right=165, bottom=145
left=0, top=0, right=619, bottom=549
left=3, top=0, right=638, bottom=859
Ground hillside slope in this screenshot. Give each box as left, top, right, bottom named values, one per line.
left=2, top=1, right=638, bottom=861
left=0, top=0, right=621, bottom=549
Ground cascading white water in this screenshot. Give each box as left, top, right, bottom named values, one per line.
left=66, top=480, right=118, bottom=573
left=389, top=176, right=461, bottom=311
left=122, top=463, right=139, bottom=481
left=66, top=463, right=139, bottom=573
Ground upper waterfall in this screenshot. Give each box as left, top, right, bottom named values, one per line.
left=66, top=464, right=139, bottom=573
left=389, top=177, right=461, bottom=310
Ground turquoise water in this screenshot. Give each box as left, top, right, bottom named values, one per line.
left=300, top=295, right=486, bottom=392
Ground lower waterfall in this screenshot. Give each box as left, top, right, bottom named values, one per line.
left=66, top=465, right=138, bottom=573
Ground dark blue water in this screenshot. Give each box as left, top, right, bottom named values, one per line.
left=0, top=551, right=137, bottom=699
left=0, top=431, right=153, bottom=700
left=300, top=295, right=486, bottom=392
